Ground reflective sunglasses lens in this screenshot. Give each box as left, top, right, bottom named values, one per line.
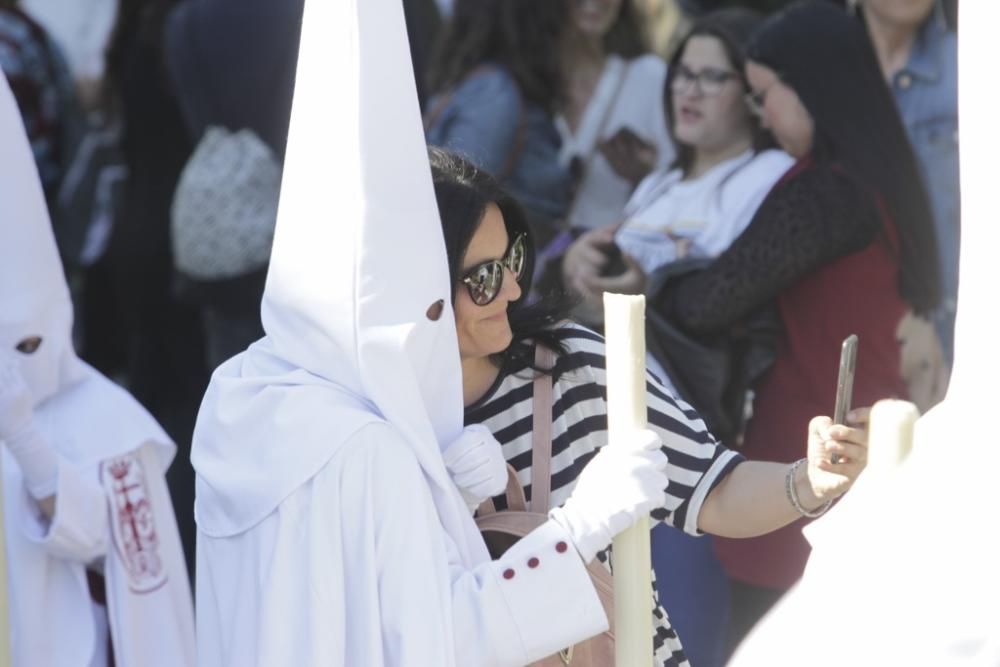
left=507, top=235, right=526, bottom=280
left=468, top=263, right=503, bottom=305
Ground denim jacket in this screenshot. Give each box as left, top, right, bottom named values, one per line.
left=888, top=5, right=959, bottom=354
left=425, top=66, right=571, bottom=234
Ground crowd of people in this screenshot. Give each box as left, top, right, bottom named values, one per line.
left=0, top=0, right=961, bottom=665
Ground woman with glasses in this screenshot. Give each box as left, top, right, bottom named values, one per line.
left=430, top=146, right=870, bottom=667
left=559, top=9, right=793, bottom=331
left=644, top=0, right=941, bottom=654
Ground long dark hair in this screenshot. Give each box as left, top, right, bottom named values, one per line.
left=600, top=0, right=647, bottom=59
left=427, top=0, right=565, bottom=114
left=429, top=147, right=570, bottom=369
left=665, top=8, right=771, bottom=175
left=104, top=0, right=178, bottom=108
left=748, top=0, right=941, bottom=314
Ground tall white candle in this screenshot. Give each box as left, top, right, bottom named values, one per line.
left=867, top=399, right=920, bottom=474
left=604, top=293, right=654, bottom=667
left=0, top=460, right=10, bottom=665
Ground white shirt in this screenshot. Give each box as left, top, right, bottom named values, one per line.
left=615, top=148, right=794, bottom=275
left=558, top=54, right=676, bottom=230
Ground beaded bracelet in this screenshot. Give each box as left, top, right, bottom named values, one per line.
left=785, top=458, right=832, bottom=518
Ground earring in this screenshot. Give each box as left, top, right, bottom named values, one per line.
left=846, top=0, right=860, bottom=15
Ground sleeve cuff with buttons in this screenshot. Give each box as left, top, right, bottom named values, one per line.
left=485, top=518, right=609, bottom=663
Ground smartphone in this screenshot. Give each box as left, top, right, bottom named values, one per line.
left=831, top=335, right=858, bottom=463
left=600, top=242, right=628, bottom=277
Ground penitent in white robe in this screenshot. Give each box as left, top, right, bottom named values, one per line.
left=196, top=419, right=605, bottom=666
left=192, top=0, right=609, bottom=663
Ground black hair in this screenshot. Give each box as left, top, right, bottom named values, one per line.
left=600, top=0, right=647, bottom=59
left=104, top=0, right=179, bottom=109
left=665, top=8, right=772, bottom=175
left=428, top=147, right=570, bottom=370
left=748, top=0, right=941, bottom=314
left=427, top=0, right=565, bottom=115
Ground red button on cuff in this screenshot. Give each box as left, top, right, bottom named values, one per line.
left=556, top=542, right=568, bottom=554
left=503, top=568, right=516, bottom=580
left=528, top=557, right=540, bottom=569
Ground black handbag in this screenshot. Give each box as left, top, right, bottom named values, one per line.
left=645, top=258, right=781, bottom=446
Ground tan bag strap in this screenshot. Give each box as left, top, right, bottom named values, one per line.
left=476, top=344, right=556, bottom=516
left=530, top=345, right=555, bottom=513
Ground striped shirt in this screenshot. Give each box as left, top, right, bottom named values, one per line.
left=466, top=323, right=744, bottom=666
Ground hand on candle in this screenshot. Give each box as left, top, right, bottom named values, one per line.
left=803, top=410, right=869, bottom=504
left=549, top=428, right=668, bottom=563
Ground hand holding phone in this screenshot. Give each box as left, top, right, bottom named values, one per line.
left=831, top=334, right=858, bottom=463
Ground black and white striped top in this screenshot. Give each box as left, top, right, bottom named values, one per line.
left=466, top=323, right=744, bottom=667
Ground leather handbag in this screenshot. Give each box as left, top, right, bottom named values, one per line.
left=475, top=346, right=615, bottom=665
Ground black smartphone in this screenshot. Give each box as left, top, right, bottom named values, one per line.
left=600, top=242, right=628, bottom=277
left=831, top=334, right=858, bottom=463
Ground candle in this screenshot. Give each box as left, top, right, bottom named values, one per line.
left=604, top=293, right=654, bottom=667
left=866, top=399, right=920, bottom=474
left=0, top=460, right=10, bottom=665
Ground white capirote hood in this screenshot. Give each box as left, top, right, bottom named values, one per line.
left=0, top=73, right=173, bottom=468
left=0, top=74, right=87, bottom=407
left=191, top=0, right=488, bottom=565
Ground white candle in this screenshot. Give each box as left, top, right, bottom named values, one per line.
left=604, top=293, right=654, bottom=667
left=0, top=459, right=10, bottom=665
left=866, top=399, right=920, bottom=474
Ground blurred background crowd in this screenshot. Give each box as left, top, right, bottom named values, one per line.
left=1, top=0, right=958, bottom=665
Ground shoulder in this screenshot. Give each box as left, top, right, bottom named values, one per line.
left=334, top=422, right=427, bottom=492
left=35, top=365, right=175, bottom=466
left=623, top=54, right=668, bottom=83
left=761, top=161, right=881, bottom=233
left=723, top=149, right=795, bottom=192
left=745, top=149, right=796, bottom=177
left=453, top=65, right=519, bottom=101
left=550, top=322, right=608, bottom=365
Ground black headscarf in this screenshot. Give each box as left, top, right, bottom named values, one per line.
left=748, top=0, right=941, bottom=314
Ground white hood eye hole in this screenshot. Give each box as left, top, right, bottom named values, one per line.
left=425, top=299, right=445, bottom=321
left=15, top=336, right=42, bottom=354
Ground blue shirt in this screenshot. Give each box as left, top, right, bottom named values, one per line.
left=425, top=66, right=571, bottom=232
left=887, top=6, right=959, bottom=354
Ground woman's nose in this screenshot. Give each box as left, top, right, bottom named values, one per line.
left=502, top=266, right=523, bottom=301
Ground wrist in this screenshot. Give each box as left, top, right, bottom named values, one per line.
left=794, top=461, right=826, bottom=509
left=4, top=422, right=60, bottom=500
left=786, top=459, right=831, bottom=518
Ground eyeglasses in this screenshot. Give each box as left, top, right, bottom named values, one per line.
left=745, top=79, right=781, bottom=116
left=460, top=233, right=527, bottom=306
left=670, top=64, right=739, bottom=97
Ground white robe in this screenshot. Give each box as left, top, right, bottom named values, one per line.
left=2, top=369, right=195, bottom=667
left=197, top=422, right=605, bottom=666
left=192, top=0, right=610, bottom=664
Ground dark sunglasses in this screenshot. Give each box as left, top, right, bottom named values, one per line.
left=460, top=233, right=527, bottom=306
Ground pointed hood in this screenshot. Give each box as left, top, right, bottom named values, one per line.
left=0, top=74, right=87, bottom=406
left=191, top=0, right=487, bottom=564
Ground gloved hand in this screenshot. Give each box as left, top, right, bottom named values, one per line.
left=0, top=356, right=59, bottom=499
left=549, top=428, right=668, bottom=563
left=443, top=424, right=508, bottom=511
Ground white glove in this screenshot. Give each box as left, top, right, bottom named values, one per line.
left=443, top=424, right=508, bottom=511
left=0, top=357, right=59, bottom=499
left=549, top=428, right=668, bottom=563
